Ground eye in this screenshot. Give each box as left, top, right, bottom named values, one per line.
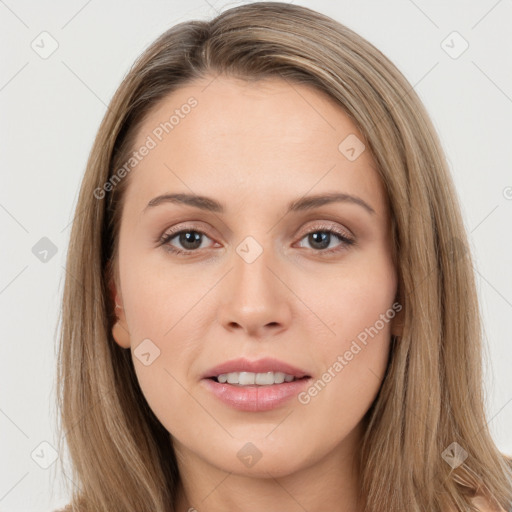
left=158, top=227, right=216, bottom=255
left=295, top=224, right=355, bottom=255
left=157, top=222, right=356, bottom=257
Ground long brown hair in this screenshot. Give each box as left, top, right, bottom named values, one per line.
left=54, top=2, right=512, bottom=511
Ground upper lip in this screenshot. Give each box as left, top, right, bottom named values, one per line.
left=201, top=357, right=311, bottom=379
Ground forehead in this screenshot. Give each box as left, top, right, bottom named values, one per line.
left=123, top=74, right=387, bottom=219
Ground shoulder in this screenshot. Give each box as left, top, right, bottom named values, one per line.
left=470, top=495, right=508, bottom=512
left=446, top=495, right=508, bottom=512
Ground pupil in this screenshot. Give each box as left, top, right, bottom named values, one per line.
left=310, top=231, right=330, bottom=249
left=180, top=231, right=201, bottom=250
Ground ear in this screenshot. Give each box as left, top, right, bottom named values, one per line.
left=108, top=274, right=131, bottom=349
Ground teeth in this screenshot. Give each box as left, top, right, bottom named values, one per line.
left=216, top=371, right=298, bottom=386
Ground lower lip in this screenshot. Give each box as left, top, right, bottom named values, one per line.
left=201, top=377, right=312, bottom=412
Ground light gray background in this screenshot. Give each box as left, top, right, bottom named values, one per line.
left=1, top=1, right=511, bottom=510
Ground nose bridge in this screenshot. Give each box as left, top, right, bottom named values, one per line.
left=217, top=231, right=291, bottom=335
left=232, top=233, right=278, bottom=302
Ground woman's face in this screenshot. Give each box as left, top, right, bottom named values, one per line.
left=110, top=75, right=400, bottom=478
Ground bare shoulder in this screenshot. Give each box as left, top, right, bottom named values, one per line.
left=445, top=495, right=508, bottom=512
left=470, top=495, right=508, bottom=512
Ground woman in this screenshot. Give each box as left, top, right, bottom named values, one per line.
left=54, top=2, right=512, bottom=511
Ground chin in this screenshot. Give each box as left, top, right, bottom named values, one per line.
left=197, top=433, right=320, bottom=478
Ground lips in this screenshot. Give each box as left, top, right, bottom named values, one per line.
left=201, top=357, right=311, bottom=380
left=201, top=376, right=311, bottom=412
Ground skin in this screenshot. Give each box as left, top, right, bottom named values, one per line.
left=110, top=75, right=404, bottom=512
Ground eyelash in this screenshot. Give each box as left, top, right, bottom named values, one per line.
left=157, top=223, right=356, bottom=257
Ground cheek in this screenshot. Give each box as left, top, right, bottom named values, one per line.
left=308, top=247, right=397, bottom=344
left=297, top=257, right=396, bottom=421
left=119, top=243, right=202, bottom=339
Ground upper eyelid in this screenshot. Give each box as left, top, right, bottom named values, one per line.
left=160, top=219, right=352, bottom=236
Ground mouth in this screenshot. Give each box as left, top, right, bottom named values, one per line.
left=202, top=357, right=311, bottom=382
left=207, top=371, right=311, bottom=386
left=201, top=372, right=313, bottom=412
left=200, top=357, right=312, bottom=411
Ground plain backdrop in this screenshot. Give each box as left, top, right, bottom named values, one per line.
left=1, top=1, right=511, bottom=510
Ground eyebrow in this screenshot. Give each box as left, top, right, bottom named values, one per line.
left=143, top=192, right=376, bottom=215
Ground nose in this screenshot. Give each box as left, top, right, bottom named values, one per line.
left=217, top=240, right=292, bottom=338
